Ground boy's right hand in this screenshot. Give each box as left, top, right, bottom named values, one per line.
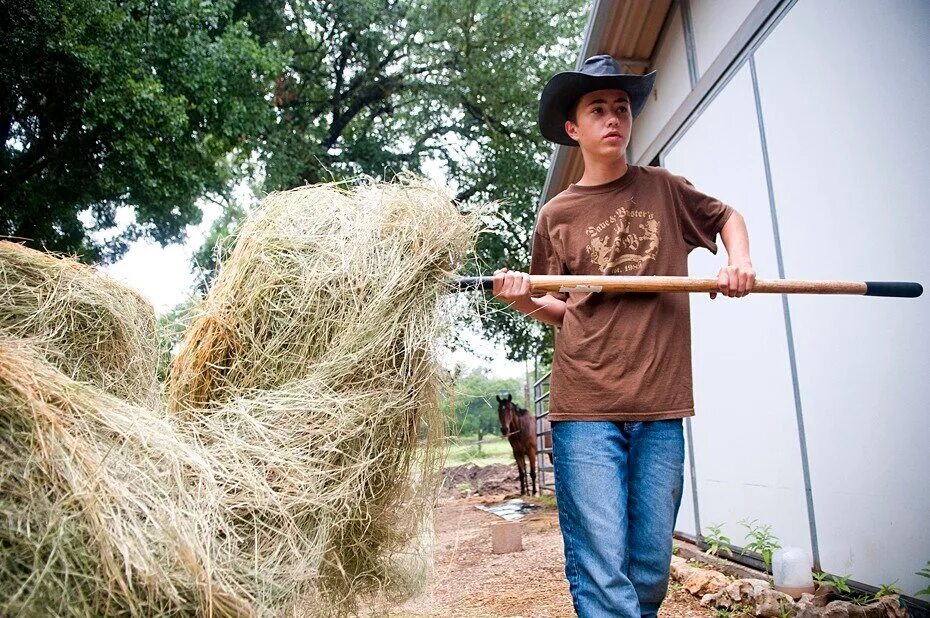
left=492, top=268, right=532, bottom=306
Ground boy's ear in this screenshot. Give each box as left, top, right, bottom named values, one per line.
left=564, top=119, right=579, bottom=142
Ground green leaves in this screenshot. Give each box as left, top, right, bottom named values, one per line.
left=444, top=368, right=522, bottom=439
left=916, top=561, right=930, bottom=597
left=739, top=518, right=781, bottom=574
left=703, top=523, right=733, bottom=558
left=7, top=0, right=586, bottom=364
left=814, top=571, right=852, bottom=594
left=194, top=0, right=585, bottom=363
left=1, top=0, right=281, bottom=262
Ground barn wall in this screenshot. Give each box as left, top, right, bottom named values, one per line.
left=689, top=0, right=758, bottom=77
left=750, top=0, right=930, bottom=591
left=629, top=6, right=690, bottom=164
left=633, top=0, right=930, bottom=595
left=664, top=63, right=811, bottom=561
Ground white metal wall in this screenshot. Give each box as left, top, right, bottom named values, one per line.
left=688, top=0, right=758, bottom=77
left=630, top=5, right=690, bottom=163
left=664, top=63, right=812, bottom=559
left=642, top=0, right=930, bottom=595
left=750, top=0, right=930, bottom=593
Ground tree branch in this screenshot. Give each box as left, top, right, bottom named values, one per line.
left=323, top=76, right=405, bottom=149
left=455, top=174, right=495, bottom=203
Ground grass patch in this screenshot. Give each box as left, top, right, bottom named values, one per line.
left=531, top=493, right=557, bottom=509
left=445, top=434, right=514, bottom=466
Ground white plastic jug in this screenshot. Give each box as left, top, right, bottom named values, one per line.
left=772, top=546, right=815, bottom=598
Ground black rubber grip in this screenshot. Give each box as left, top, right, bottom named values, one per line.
left=864, top=281, right=923, bottom=298
left=454, top=276, right=494, bottom=292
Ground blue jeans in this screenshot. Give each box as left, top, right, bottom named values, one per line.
left=552, top=419, right=685, bottom=618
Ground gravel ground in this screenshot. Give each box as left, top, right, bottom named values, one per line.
left=391, top=465, right=715, bottom=617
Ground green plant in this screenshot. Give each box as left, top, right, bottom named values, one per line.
left=814, top=572, right=852, bottom=594
left=455, top=482, right=473, bottom=497
left=713, top=603, right=753, bottom=618
left=916, top=561, right=930, bottom=597
left=739, top=519, right=781, bottom=573
left=853, top=594, right=875, bottom=606
left=777, top=598, right=794, bottom=618
left=463, top=444, right=483, bottom=460
left=704, top=523, right=733, bottom=558
left=873, top=581, right=901, bottom=600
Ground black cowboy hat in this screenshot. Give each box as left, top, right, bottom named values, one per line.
left=538, top=54, right=657, bottom=147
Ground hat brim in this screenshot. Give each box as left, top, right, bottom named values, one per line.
left=538, top=71, right=656, bottom=147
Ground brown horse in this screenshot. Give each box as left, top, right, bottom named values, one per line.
left=496, top=393, right=546, bottom=496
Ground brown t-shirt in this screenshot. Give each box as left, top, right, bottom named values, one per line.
left=530, top=165, right=733, bottom=421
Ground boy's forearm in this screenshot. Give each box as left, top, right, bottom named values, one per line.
left=720, top=211, right=752, bottom=265
left=510, top=294, right=566, bottom=327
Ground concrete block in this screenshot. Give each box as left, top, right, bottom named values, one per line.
left=491, top=521, right=523, bottom=554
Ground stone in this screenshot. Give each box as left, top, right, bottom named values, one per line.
left=756, top=589, right=798, bottom=617
left=701, top=578, right=772, bottom=610
left=670, top=556, right=698, bottom=582
left=490, top=521, right=523, bottom=554
left=683, top=568, right=730, bottom=596
left=877, top=595, right=907, bottom=618
left=794, top=595, right=907, bottom=618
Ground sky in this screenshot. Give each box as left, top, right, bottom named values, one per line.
left=101, top=188, right=528, bottom=381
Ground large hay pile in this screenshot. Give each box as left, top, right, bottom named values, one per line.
left=0, top=177, right=475, bottom=616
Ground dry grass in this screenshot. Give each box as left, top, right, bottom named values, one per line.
left=0, top=241, right=159, bottom=406
left=0, top=175, right=477, bottom=616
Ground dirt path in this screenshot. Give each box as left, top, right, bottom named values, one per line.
left=394, top=464, right=714, bottom=617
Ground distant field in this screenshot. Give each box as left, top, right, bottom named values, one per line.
left=445, top=434, right=514, bottom=466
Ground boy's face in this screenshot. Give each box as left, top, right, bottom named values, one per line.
left=565, top=89, right=632, bottom=158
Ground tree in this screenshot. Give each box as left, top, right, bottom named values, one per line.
left=444, top=367, right=521, bottom=440
left=0, top=0, right=280, bottom=262
left=199, top=0, right=586, bottom=361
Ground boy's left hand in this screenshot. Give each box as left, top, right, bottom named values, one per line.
left=712, top=262, right=756, bottom=299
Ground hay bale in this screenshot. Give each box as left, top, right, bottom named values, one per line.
left=0, top=176, right=475, bottom=616
left=0, top=241, right=159, bottom=407
left=168, top=179, right=471, bottom=410
left=169, top=177, right=474, bottom=613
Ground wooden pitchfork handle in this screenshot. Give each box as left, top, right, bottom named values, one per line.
left=453, top=275, right=923, bottom=298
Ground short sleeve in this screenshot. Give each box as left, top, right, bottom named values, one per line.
left=672, top=175, right=734, bottom=253
left=529, top=215, right=568, bottom=301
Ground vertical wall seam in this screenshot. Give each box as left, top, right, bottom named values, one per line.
left=679, top=0, right=700, bottom=87
left=678, top=4, right=703, bottom=537
left=749, top=54, right=821, bottom=568
left=685, top=417, right=702, bottom=538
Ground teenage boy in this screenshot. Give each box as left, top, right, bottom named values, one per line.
left=493, top=55, right=755, bottom=617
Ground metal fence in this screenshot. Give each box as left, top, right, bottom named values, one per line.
left=533, top=371, right=554, bottom=493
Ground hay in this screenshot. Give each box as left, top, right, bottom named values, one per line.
left=169, top=177, right=474, bottom=612
left=0, top=241, right=160, bottom=407
left=0, top=338, right=244, bottom=616
left=0, top=176, right=476, bottom=616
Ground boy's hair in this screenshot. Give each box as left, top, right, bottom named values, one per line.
left=566, top=98, right=580, bottom=124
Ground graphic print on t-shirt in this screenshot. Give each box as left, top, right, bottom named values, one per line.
left=584, top=201, right=660, bottom=274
